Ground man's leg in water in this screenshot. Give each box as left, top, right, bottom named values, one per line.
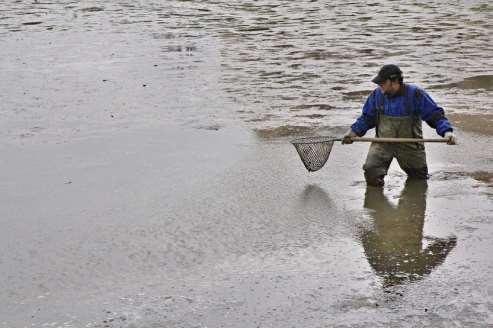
left=395, top=145, right=429, bottom=179
left=363, top=143, right=393, bottom=186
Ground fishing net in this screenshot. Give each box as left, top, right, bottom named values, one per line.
left=291, top=136, right=337, bottom=172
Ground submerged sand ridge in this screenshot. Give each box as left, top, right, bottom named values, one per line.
left=448, top=113, right=493, bottom=136
left=429, top=75, right=493, bottom=91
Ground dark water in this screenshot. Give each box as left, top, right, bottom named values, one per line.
left=1, top=0, right=492, bottom=142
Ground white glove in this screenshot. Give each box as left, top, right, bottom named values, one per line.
left=444, top=131, right=457, bottom=145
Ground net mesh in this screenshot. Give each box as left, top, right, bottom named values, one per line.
left=291, top=136, right=336, bottom=172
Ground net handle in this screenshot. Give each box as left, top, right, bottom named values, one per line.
left=350, top=137, right=448, bottom=143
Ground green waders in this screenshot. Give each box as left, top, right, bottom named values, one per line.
left=363, top=88, right=428, bottom=186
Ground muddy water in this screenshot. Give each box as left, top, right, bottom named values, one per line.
left=1, top=1, right=493, bottom=327
left=3, top=127, right=493, bottom=327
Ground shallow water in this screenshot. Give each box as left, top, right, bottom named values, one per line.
left=1, top=126, right=492, bottom=327
left=1, top=1, right=493, bottom=327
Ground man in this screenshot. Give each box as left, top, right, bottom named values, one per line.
left=343, top=64, right=456, bottom=186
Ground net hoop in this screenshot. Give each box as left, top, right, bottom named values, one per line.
left=291, top=136, right=337, bottom=145
left=290, top=136, right=337, bottom=172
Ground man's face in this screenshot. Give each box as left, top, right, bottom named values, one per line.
left=379, top=79, right=399, bottom=95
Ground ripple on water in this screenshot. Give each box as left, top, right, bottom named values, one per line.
left=79, top=6, right=105, bottom=13
left=0, top=0, right=492, bottom=134
left=22, top=21, right=43, bottom=25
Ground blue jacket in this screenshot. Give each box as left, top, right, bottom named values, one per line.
left=351, top=84, right=453, bottom=137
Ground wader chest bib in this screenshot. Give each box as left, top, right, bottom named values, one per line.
left=363, top=84, right=428, bottom=185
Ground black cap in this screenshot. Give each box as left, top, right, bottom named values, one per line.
left=372, top=64, right=403, bottom=84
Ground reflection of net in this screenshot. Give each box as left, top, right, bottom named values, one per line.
left=291, top=136, right=335, bottom=172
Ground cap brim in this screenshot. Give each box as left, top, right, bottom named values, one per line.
left=372, top=75, right=384, bottom=84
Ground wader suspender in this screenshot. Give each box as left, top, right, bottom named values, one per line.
left=376, top=92, right=385, bottom=138
left=405, top=85, right=422, bottom=138
left=375, top=84, right=418, bottom=138
left=404, top=84, right=411, bottom=116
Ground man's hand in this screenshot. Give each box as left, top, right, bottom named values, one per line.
left=444, top=131, right=457, bottom=145
left=342, top=129, right=358, bottom=144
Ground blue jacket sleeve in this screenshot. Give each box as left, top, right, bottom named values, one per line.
left=416, top=89, right=453, bottom=137
left=351, top=90, right=378, bottom=136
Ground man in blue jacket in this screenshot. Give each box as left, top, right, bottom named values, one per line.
left=343, top=64, right=456, bottom=186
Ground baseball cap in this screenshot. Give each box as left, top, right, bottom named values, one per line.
left=372, top=64, right=403, bottom=84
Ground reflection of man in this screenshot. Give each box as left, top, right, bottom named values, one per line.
left=359, top=179, right=456, bottom=287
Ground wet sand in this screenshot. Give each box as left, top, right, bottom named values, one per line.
left=448, top=113, right=493, bottom=136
